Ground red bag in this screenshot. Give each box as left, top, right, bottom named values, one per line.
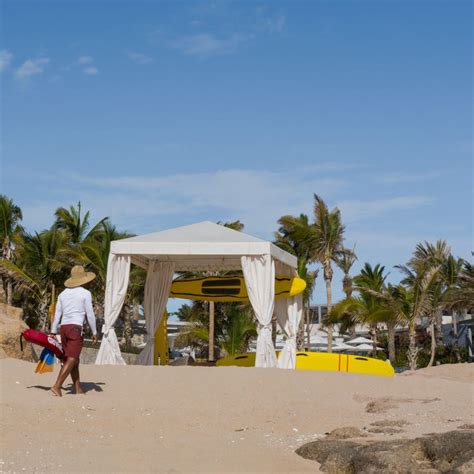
left=21, top=328, right=65, bottom=359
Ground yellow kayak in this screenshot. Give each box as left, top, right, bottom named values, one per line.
left=170, top=276, right=306, bottom=302
left=217, top=352, right=394, bottom=377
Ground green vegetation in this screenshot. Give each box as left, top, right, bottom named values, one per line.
left=0, top=193, right=471, bottom=369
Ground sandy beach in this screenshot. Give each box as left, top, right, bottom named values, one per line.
left=1, top=359, right=473, bottom=473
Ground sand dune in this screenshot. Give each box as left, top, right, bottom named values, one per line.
left=1, top=359, right=472, bottom=473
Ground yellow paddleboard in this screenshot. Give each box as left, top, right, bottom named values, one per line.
left=216, top=352, right=394, bottom=377
left=170, top=276, right=306, bottom=302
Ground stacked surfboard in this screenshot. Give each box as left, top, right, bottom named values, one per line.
left=217, top=352, right=395, bottom=377
left=170, top=275, right=306, bottom=302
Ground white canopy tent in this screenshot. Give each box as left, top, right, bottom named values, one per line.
left=348, top=343, right=383, bottom=352
left=95, top=221, right=301, bottom=368
left=345, top=336, right=373, bottom=345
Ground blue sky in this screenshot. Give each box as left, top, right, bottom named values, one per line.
left=1, top=0, right=472, bottom=307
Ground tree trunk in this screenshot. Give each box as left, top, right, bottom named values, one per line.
left=296, top=316, right=305, bottom=351
left=407, top=322, right=419, bottom=371
left=305, top=306, right=311, bottom=352
left=325, top=269, right=333, bottom=353
left=208, top=301, right=215, bottom=361
left=435, top=309, right=444, bottom=349
left=387, top=321, right=396, bottom=363
left=123, top=305, right=133, bottom=350
left=371, top=324, right=378, bottom=357
left=452, top=311, right=461, bottom=362
left=0, top=277, right=6, bottom=303
left=427, top=321, right=436, bottom=367
left=39, top=295, right=49, bottom=332
left=343, top=274, right=352, bottom=298
left=6, top=279, right=13, bottom=306
left=133, top=302, right=140, bottom=320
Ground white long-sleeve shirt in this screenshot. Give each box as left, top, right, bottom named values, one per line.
left=52, top=287, right=97, bottom=335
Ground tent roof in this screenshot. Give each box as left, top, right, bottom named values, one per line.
left=345, top=336, right=373, bottom=345
left=348, top=343, right=381, bottom=351
left=111, top=221, right=297, bottom=272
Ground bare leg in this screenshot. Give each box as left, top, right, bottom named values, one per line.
left=51, top=357, right=77, bottom=397
left=71, top=361, right=84, bottom=394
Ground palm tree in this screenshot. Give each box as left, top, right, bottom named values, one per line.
left=353, top=263, right=391, bottom=356
left=387, top=266, right=441, bottom=370
left=400, top=240, right=459, bottom=366
left=313, top=195, right=345, bottom=352
left=335, top=246, right=357, bottom=298
left=207, top=220, right=245, bottom=361
left=0, top=195, right=24, bottom=305
left=219, top=305, right=257, bottom=356
left=0, top=228, right=70, bottom=329
left=74, top=221, right=138, bottom=343
left=274, top=213, right=318, bottom=350
left=54, top=201, right=108, bottom=244
left=329, top=294, right=396, bottom=360
left=446, top=260, right=474, bottom=314
left=433, top=256, right=468, bottom=361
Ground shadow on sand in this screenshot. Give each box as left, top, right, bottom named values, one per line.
left=27, top=382, right=105, bottom=394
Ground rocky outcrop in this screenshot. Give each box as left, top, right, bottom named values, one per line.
left=0, top=303, right=34, bottom=361
left=296, top=429, right=474, bottom=473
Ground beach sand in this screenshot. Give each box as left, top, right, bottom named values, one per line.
left=1, top=359, right=472, bottom=473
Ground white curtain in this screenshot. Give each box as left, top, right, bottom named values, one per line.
left=241, top=255, right=277, bottom=368
left=275, top=295, right=303, bottom=369
left=96, top=254, right=131, bottom=365
left=273, top=261, right=303, bottom=369
left=137, top=261, right=175, bottom=365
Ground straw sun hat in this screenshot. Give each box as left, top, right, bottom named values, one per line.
left=65, top=265, right=96, bottom=288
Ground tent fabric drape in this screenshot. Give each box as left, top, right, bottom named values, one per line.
left=96, top=254, right=131, bottom=365
left=274, top=260, right=303, bottom=369
left=241, top=254, right=277, bottom=368
left=275, top=295, right=303, bottom=369
left=137, top=261, right=175, bottom=366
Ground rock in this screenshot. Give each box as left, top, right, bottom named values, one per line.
left=0, top=302, right=23, bottom=320
left=326, top=427, right=368, bottom=439
left=296, top=430, right=474, bottom=473
left=0, top=346, right=7, bottom=359
left=0, top=303, right=34, bottom=361
left=367, top=427, right=403, bottom=435
left=370, top=419, right=409, bottom=428
left=458, top=424, right=474, bottom=430
left=365, top=398, right=399, bottom=413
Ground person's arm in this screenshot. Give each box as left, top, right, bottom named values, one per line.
left=84, top=290, right=97, bottom=337
left=51, top=296, right=63, bottom=334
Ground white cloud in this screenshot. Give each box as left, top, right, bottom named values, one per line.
left=0, top=49, right=13, bottom=72
left=77, top=56, right=93, bottom=65
left=15, top=57, right=50, bottom=79
left=171, top=33, right=249, bottom=57
left=25, top=168, right=345, bottom=237
left=24, top=169, right=439, bottom=240
left=336, top=196, right=434, bottom=223
left=128, top=52, right=153, bottom=64
left=83, top=66, right=99, bottom=75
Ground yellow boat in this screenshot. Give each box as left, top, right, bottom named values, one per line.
left=216, top=352, right=394, bottom=377
left=170, top=276, right=306, bottom=302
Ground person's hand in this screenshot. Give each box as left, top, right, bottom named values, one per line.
left=91, top=334, right=98, bottom=343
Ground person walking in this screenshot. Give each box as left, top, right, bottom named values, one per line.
left=50, top=265, right=98, bottom=397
